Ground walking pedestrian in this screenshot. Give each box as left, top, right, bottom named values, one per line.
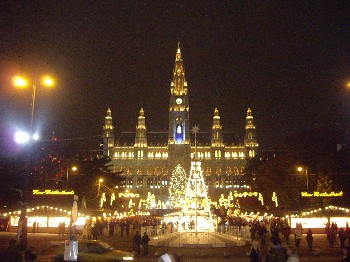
left=249, top=238, right=261, bottom=262
left=141, top=232, right=150, bottom=255
left=339, top=228, right=347, bottom=248
left=133, top=231, right=142, bottom=256
left=306, top=228, right=313, bottom=251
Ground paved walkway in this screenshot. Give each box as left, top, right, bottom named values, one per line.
left=0, top=231, right=345, bottom=261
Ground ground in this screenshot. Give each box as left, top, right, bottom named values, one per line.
left=0, top=231, right=345, bottom=261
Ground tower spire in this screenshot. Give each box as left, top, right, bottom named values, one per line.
left=211, top=107, right=223, bottom=147
left=135, top=107, right=147, bottom=147
left=244, top=108, right=258, bottom=158
left=102, top=108, right=114, bottom=157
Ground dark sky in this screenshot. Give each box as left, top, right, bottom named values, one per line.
left=0, top=1, right=349, bottom=153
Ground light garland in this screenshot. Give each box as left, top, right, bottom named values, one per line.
left=169, top=164, right=187, bottom=207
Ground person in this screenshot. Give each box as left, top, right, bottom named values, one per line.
left=294, top=225, right=302, bottom=248
left=92, top=223, right=99, bottom=240
left=342, top=246, right=350, bottom=262
left=133, top=231, right=142, bottom=256
left=32, top=221, right=36, bottom=233
left=141, top=232, right=150, bottom=255
left=305, top=228, right=313, bottom=251
left=286, top=245, right=299, bottom=262
left=249, top=238, right=260, bottom=262
left=267, top=236, right=287, bottom=262
left=339, top=228, right=347, bottom=248
left=327, top=228, right=336, bottom=248
left=62, top=221, right=66, bottom=236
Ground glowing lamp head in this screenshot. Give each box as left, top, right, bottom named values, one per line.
left=42, top=76, right=54, bottom=87
left=71, top=166, right=78, bottom=171
left=32, top=133, right=40, bottom=141
left=297, top=167, right=303, bottom=172
left=14, top=131, right=30, bottom=144
left=13, top=76, right=28, bottom=88
left=99, top=178, right=104, bottom=183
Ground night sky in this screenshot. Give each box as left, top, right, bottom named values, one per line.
left=0, top=1, right=349, bottom=153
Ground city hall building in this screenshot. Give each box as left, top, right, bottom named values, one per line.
left=101, top=45, right=258, bottom=204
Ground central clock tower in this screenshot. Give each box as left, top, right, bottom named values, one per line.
left=168, top=43, right=191, bottom=174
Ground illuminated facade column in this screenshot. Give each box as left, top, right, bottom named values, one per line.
left=210, top=107, right=224, bottom=160
left=168, top=43, right=191, bottom=174
left=134, top=108, right=148, bottom=151
left=102, top=108, right=114, bottom=157
left=244, top=108, right=258, bottom=158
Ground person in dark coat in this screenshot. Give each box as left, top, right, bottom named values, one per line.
left=133, top=231, right=142, bottom=256
left=141, top=232, right=150, bottom=255
left=306, top=228, right=313, bottom=251
left=339, top=228, right=347, bottom=248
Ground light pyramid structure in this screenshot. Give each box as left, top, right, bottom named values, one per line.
left=181, top=126, right=214, bottom=232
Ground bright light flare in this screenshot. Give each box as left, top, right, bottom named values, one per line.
left=297, top=166, right=303, bottom=172
left=14, top=131, right=30, bottom=144
left=13, top=76, right=28, bottom=88
left=32, top=133, right=40, bottom=140
left=41, top=76, right=54, bottom=87
left=99, top=178, right=104, bottom=183
left=71, top=166, right=78, bottom=171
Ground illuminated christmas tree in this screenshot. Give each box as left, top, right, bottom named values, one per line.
left=169, top=164, right=187, bottom=207
left=182, top=161, right=214, bottom=232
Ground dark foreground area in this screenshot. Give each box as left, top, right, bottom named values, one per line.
left=0, top=231, right=345, bottom=261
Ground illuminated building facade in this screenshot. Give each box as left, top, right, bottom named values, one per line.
left=101, top=45, right=258, bottom=203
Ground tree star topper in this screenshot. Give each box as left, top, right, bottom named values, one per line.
left=192, top=125, right=200, bottom=134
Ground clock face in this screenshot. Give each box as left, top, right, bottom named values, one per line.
left=176, top=98, right=182, bottom=104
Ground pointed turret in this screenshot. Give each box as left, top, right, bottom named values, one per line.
left=244, top=108, right=258, bottom=158
left=168, top=43, right=190, bottom=145
left=211, top=108, right=223, bottom=147
left=135, top=107, right=147, bottom=147
left=102, top=108, right=114, bottom=157
left=171, top=42, right=188, bottom=96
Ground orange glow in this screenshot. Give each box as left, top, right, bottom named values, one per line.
left=297, top=167, right=303, bottom=172
left=13, top=76, right=28, bottom=88
left=41, top=76, right=54, bottom=87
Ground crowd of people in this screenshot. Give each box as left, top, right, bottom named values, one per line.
left=248, top=219, right=350, bottom=262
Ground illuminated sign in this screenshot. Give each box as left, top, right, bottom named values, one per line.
left=301, top=191, right=343, bottom=197
left=33, top=190, right=74, bottom=195
left=118, top=192, right=140, bottom=198
left=233, top=192, right=258, bottom=198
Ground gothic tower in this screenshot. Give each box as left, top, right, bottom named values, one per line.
left=168, top=43, right=191, bottom=174
left=211, top=107, right=224, bottom=159
left=244, top=108, right=258, bottom=158
left=134, top=107, right=147, bottom=159
left=102, top=108, right=114, bottom=157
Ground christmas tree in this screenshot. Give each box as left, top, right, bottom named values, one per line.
left=169, top=164, right=187, bottom=207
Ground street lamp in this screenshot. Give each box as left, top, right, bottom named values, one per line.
left=13, top=75, right=55, bottom=133
left=297, top=166, right=309, bottom=191
left=98, top=178, right=104, bottom=196
left=13, top=74, right=55, bottom=251
left=66, top=166, right=78, bottom=190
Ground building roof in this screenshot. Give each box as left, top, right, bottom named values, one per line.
left=115, top=132, right=243, bottom=147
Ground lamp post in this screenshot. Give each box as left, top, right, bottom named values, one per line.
left=66, top=166, right=78, bottom=190
left=13, top=74, right=55, bottom=251
left=297, top=166, right=309, bottom=191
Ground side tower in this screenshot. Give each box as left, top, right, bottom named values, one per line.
left=244, top=108, right=258, bottom=158
left=211, top=107, right=224, bottom=159
left=102, top=108, right=115, bottom=157
left=134, top=107, right=148, bottom=158
left=168, top=43, right=191, bottom=174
